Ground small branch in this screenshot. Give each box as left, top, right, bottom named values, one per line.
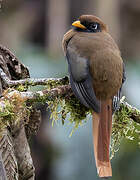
left=4, top=85, right=72, bottom=101
left=0, top=67, right=69, bottom=87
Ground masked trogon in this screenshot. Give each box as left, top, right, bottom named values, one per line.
left=62, top=15, right=125, bottom=178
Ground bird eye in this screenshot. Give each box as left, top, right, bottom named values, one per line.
left=90, top=23, right=98, bottom=30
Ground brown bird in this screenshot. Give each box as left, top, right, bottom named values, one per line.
left=62, top=15, right=125, bottom=178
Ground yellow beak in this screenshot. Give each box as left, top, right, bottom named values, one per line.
left=72, top=20, right=86, bottom=29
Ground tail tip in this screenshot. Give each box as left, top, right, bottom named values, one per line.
left=97, top=164, right=112, bottom=179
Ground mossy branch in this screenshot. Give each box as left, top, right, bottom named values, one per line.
left=0, top=83, right=140, bottom=129
left=0, top=69, right=140, bottom=159
left=1, top=79, right=140, bottom=161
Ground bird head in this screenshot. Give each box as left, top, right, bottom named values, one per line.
left=72, top=15, right=108, bottom=33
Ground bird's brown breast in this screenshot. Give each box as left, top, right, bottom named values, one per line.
left=91, top=50, right=123, bottom=100
left=65, top=30, right=123, bottom=100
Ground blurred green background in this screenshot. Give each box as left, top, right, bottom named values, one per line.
left=1, top=0, right=140, bottom=180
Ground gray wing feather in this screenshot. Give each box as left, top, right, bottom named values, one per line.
left=66, top=46, right=100, bottom=113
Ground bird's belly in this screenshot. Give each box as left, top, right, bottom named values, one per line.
left=92, top=62, right=123, bottom=100
left=93, top=80, right=121, bottom=100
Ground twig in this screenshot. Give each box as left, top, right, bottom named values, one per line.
left=3, top=85, right=72, bottom=101
left=0, top=67, right=69, bottom=87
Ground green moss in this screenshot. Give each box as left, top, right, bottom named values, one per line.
left=16, top=84, right=28, bottom=92
left=35, top=93, right=50, bottom=104
left=0, top=99, right=15, bottom=129
left=47, top=93, right=91, bottom=135
left=44, top=77, right=69, bottom=90
left=33, top=86, right=140, bottom=157
left=27, top=77, right=90, bottom=133
left=45, top=93, right=140, bottom=157
left=0, top=89, right=31, bottom=131
left=14, top=77, right=69, bottom=92
left=111, top=100, right=140, bottom=159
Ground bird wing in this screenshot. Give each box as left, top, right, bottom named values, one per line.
left=113, top=63, right=126, bottom=112
left=66, top=46, right=100, bottom=113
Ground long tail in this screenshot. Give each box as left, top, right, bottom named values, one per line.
left=92, top=99, right=112, bottom=178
